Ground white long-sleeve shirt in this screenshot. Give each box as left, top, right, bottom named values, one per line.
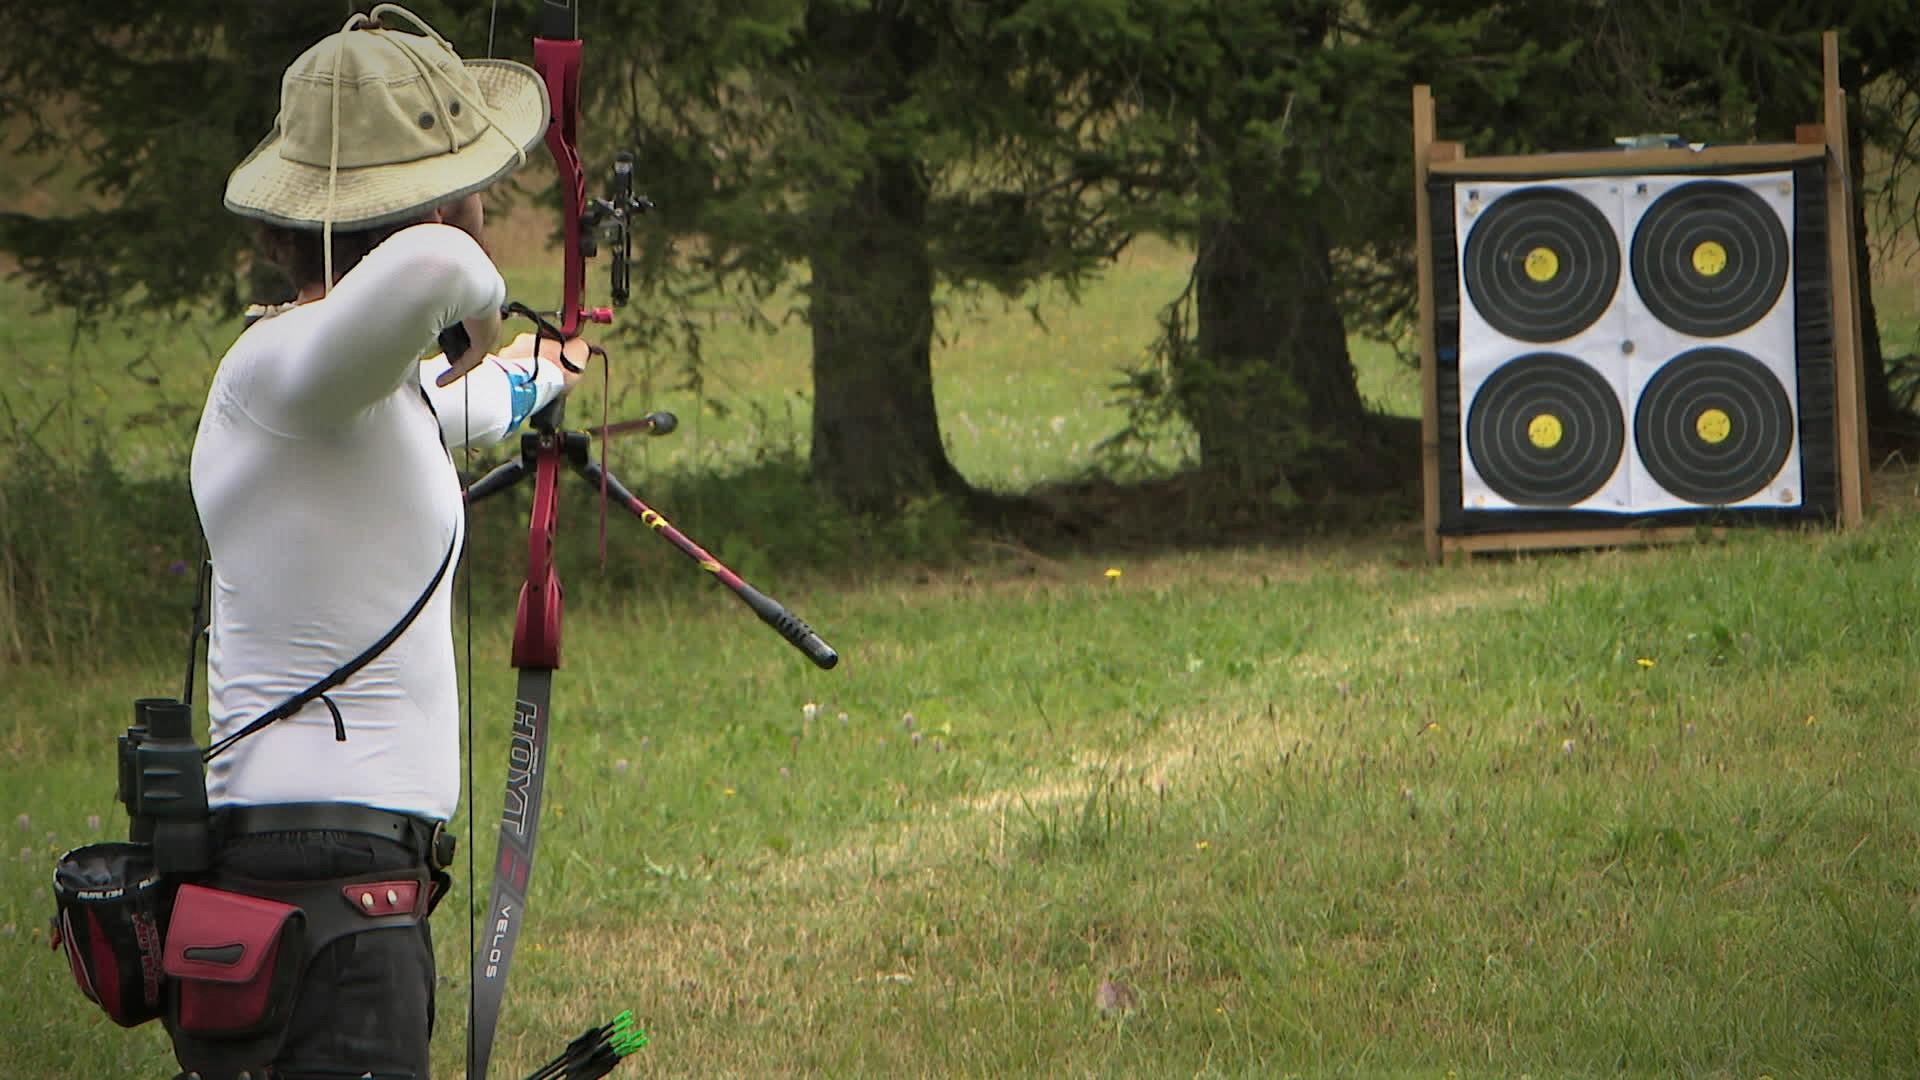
left=421, top=338, right=568, bottom=451
left=191, top=223, right=563, bottom=821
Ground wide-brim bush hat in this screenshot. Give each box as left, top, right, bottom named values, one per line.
left=225, top=3, right=548, bottom=232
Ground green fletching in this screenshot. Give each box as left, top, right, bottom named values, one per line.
left=613, top=1029, right=650, bottom=1055
left=526, top=1011, right=646, bottom=1080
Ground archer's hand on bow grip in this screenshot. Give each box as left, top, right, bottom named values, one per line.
left=434, top=307, right=501, bottom=387
left=736, top=583, right=839, bottom=669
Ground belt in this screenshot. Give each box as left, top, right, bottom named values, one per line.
left=215, top=802, right=455, bottom=870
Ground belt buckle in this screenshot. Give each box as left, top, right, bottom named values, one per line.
left=428, top=820, right=456, bottom=869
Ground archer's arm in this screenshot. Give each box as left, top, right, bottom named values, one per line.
left=255, top=224, right=506, bottom=429
left=420, top=336, right=570, bottom=450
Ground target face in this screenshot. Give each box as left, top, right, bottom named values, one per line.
left=1463, top=187, right=1621, bottom=343
left=1466, top=353, right=1625, bottom=506
left=1633, top=347, right=1794, bottom=504
left=1631, top=180, right=1790, bottom=337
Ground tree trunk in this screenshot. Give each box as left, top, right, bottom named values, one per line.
left=808, top=158, right=968, bottom=513
left=1845, top=77, right=1908, bottom=448
left=1756, top=52, right=1905, bottom=448
left=1183, top=177, right=1370, bottom=500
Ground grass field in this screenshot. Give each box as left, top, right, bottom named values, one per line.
left=4, top=208, right=1920, bottom=1077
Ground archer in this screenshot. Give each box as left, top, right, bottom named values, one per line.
left=170, top=8, right=585, bottom=1078
left=52, top=5, right=833, bottom=1077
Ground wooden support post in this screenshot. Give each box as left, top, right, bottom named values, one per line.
left=1413, top=85, right=1440, bottom=562
left=1445, top=526, right=1724, bottom=557
left=1823, top=30, right=1870, bottom=525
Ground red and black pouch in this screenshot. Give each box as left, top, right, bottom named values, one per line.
left=162, top=882, right=307, bottom=1039
left=50, top=842, right=174, bottom=1027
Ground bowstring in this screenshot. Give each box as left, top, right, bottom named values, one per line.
left=468, top=9, right=495, bottom=1075
left=456, top=355, right=472, bottom=1068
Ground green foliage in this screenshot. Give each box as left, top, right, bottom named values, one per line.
left=577, top=1, right=1157, bottom=508
left=534, top=451, right=979, bottom=586
left=1036, top=2, right=1580, bottom=493
left=0, top=227, right=1211, bottom=667
left=591, top=0, right=1127, bottom=305
left=0, top=0, right=497, bottom=316
left=0, top=445, right=202, bottom=666
left=0, top=442, right=980, bottom=669
left=1097, top=286, right=1199, bottom=482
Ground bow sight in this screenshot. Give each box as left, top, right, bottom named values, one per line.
left=428, top=154, right=645, bottom=372
left=583, top=152, right=651, bottom=307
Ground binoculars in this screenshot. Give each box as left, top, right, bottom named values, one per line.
left=116, top=697, right=211, bottom=875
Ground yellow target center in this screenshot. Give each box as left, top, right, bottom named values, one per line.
left=1527, top=413, right=1565, bottom=450
left=1523, top=247, right=1560, bottom=283
left=1695, top=407, right=1733, bottom=445
left=1691, top=240, right=1728, bottom=277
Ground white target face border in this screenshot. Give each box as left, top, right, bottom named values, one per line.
left=1455, top=177, right=1630, bottom=512
left=1620, top=171, right=1801, bottom=511
left=1453, top=171, right=1805, bottom=514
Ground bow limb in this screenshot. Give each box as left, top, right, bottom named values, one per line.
left=533, top=0, right=589, bottom=339
left=469, top=435, right=562, bottom=1080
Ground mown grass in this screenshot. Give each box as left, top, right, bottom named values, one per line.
left=9, top=508, right=1920, bottom=1077
left=6, top=200, right=1920, bottom=1077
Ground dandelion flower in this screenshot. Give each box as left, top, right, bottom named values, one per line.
left=1104, top=567, right=1122, bottom=582
left=1635, top=657, right=1656, bottom=669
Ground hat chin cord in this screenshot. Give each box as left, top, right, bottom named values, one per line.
left=316, top=3, right=530, bottom=298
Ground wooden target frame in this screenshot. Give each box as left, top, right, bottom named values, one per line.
left=1413, top=31, right=1867, bottom=561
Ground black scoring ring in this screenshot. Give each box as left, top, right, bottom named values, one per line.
left=1633, top=347, right=1793, bottom=504
left=1631, top=180, right=1789, bottom=337
left=1463, top=187, right=1621, bottom=343
left=1466, top=353, right=1625, bottom=506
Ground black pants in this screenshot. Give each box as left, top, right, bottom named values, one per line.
left=166, top=829, right=438, bottom=1080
